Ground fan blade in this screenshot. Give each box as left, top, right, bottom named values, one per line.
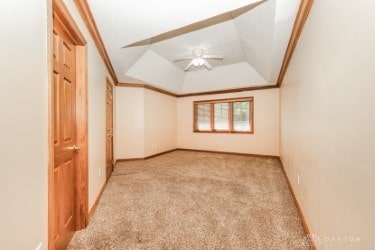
left=174, top=57, right=193, bottom=63
left=184, top=61, right=194, bottom=71
left=203, top=55, right=223, bottom=60
left=202, top=59, right=213, bottom=70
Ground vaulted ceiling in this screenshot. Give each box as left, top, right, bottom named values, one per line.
left=88, top=0, right=301, bottom=94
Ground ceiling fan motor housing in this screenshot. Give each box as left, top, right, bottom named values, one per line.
left=192, top=48, right=205, bottom=57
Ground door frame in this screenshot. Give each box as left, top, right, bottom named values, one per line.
left=106, top=78, right=114, bottom=180
left=48, top=1, right=88, bottom=249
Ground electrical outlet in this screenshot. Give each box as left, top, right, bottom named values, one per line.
left=99, top=167, right=101, bottom=177
left=297, top=174, right=300, bottom=185
left=36, top=243, right=43, bottom=250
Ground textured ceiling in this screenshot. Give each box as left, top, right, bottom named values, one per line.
left=88, top=0, right=300, bottom=94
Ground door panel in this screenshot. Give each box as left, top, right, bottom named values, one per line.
left=53, top=73, right=60, bottom=145
left=63, top=79, right=73, bottom=142
left=53, top=17, right=77, bottom=250
left=63, top=42, right=73, bottom=70
left=106, top=81, right=113, bottom=180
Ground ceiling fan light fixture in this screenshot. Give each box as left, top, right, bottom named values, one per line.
left=175, top=48, right=223, bottom=71
left=192, top=58, right=204, bottom=67
left=192, top=48, right=204, bottom=57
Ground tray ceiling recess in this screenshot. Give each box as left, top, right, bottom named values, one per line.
left=88, top=0, right=301, bottom=94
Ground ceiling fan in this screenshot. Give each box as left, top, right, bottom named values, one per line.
left=174, top=48, right=223, bottom=71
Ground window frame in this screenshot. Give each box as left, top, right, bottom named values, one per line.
left=193, top=97, right=254, bottom=134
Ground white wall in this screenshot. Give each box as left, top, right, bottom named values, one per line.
left=280, top=0, right=375, bottom=249
left=177, top=89, right=279, bottom=156
left=144, top=89, right=177, bottom=156
left=0, top=0, right=115, bottom=247
left=0, top=0, right=49, bottom=249
left=115, top=87, right=145, bottom=159
left=63, top=0, right=114, bottom=209
left=115, top=87, right=177, bottom=159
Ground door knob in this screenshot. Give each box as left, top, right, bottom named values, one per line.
left=68, top=145, right=80, bottom=151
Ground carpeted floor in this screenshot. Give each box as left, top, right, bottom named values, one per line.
left=68, top=150, right=309, bottom=249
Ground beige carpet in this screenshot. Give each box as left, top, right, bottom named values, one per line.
left=68, top=150, right=309, bottom=249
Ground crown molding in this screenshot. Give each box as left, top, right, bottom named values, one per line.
left=117, top=82, right=179, bottom=97
left=73, top=0, right=118, bottom=83
left=117, top=82, right=278, bottom=98
left=177, top=85, right=277, bottom=97
left=277, top=0, right=314, bottom=87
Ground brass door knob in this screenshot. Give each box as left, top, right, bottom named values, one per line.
left=69, top=145, right=80, bottom=151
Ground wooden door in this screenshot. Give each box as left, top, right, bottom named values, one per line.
left=106, top=80, right=114, bottom=180
left=53, top=17, right=78, bottom=250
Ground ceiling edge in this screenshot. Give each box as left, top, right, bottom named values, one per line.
left=117, top=82, right=278, bottom=98
left=276, top=0, right=315, bottom=87
left=123, top=0, right=267, bottom=48
left=177, top=84, right=278, bottom=97
left=73, top=0, right=118, bottom=83
left=72, top=0, right=314, bottom=88
left=117, top=82, right=178, bottom=97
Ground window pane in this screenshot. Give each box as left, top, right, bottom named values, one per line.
left=196, top=104, right=211, bottom=130
left=214, top=103, right=229, bottom=130
left=233, top=101, right=251, bottom=131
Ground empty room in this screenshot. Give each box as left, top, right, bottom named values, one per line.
left=1, top=0, right=374, bottom=249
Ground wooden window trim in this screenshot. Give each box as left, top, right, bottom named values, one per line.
left=210, top=103, right=214, bottom=131
left=193, top=97, right=254, bottom=134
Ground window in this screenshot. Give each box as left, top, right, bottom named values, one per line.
left=233, top=101, right=250, bottom=132
left=193, top=97, right=253, bottom=133
left=195, top=103, right=211, bottom=131
left=214, top=103, right=229, bottom=130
